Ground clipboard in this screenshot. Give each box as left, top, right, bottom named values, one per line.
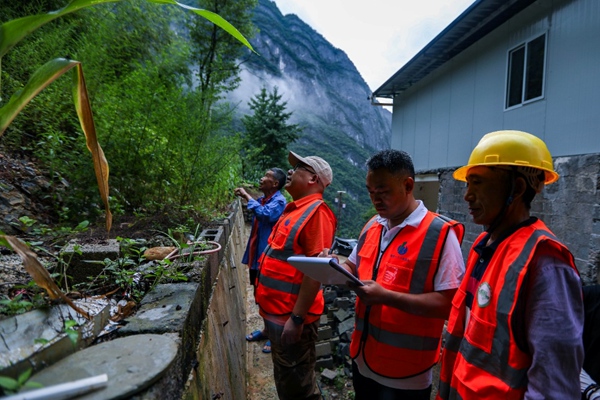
left=287, top=256, right=364, bottom=286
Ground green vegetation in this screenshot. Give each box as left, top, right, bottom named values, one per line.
left=242, top=86, right=301, bottom=180
left=0, top=281, right=47, bottom=316
left=0, top=293, right=35, bottom=316
left=0, top=369, right=43, bottom=395
left=289, top=111, right=376, bottom=237
left=63, top=319, right=79, bottom=345
left=0, top=0, right=257, bottom=229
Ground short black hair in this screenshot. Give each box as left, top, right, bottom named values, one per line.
left=366, top=149, right=415, bottom=178
left=269, top=168, right=286, bottom=191
left=515, top=170, right=543, bottom=209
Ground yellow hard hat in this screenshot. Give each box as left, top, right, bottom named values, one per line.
left=453, top=130, right=559, bottom=184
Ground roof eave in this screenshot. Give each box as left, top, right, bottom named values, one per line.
left=372, top=0, right=538, bottom=99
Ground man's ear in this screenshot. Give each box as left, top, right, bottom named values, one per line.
left=405, top=176, right=415, bottom=194
left=513, top=176, right=527, bottom=200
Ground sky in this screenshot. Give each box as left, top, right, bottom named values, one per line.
left=272, top=0, right=476, bottom=93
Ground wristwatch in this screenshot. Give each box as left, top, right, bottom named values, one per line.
left=290, top=314, right=305, bottom=326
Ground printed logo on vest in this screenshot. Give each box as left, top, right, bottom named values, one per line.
left=397, top=241, right=408, bottom=255
left=284, top=219, right=291, bottom=226
left=477, top=282, right=491, bottom=308
left=383, top=267, right=398, bottom=283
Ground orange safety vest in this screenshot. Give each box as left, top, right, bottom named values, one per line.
left=349, top=212, right=464, bottom=378
left=437, top=219, right=577, bottom=400
left=255, top=198, right=335, bottom=324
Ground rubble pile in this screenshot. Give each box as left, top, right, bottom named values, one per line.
left=316, top=285, right=356, bottom=379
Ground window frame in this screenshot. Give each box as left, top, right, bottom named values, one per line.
left=504, top=32, right=548, bottom=110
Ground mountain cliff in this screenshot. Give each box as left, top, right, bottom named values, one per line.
left=228, top=0, right=392, bottom=236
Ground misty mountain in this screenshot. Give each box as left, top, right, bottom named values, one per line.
left=227, top=0, right=392, bottom=237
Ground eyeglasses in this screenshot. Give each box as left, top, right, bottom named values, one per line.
left=293, top=164, right=317, bottom=175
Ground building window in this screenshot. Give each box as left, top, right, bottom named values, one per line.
left=506, top=33, right=546, bottom=109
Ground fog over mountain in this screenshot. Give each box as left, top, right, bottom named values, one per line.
left=227, top=0, right=392, bottom=236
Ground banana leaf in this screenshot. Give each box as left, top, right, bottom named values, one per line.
left=0, top=58, right=112, bottom=232
left=0, top=0, right=254, bottom=60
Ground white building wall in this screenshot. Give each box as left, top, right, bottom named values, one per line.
left=391, top=0, right=600, bottom=172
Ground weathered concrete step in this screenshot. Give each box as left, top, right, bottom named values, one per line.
left=0, top=298, right=110, bottom=379
left=23, top=334, right=178, bottom=399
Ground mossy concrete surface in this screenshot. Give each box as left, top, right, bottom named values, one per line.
left=0, top=299, right=110, bottom=379
left=27, top=334, right=179, bottom=400
left=3, top=199, right=250, bottom=399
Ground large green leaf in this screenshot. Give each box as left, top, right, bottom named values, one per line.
left=0, top=58, right=75, bottom=134
left=0, top=58, right=112, bottom=232
left=0, top=0, right=254, bottom=61
left=148, top=0, right=256, bottom=52
left=0, top=0, right=121, bottom=58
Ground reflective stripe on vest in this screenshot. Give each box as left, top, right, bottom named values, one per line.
left=355, top=316, right=441, bottom=351
left=438, top=220, right=576, bottom=400
left=410, top=215, right=447, bottom=293
left=350, top=212, right=463, bottom=378
left=255, top=199, right=327, bottom=320
left=457, top=230, right=553, bottom=388
left=258, top=274, right=301, bottom=295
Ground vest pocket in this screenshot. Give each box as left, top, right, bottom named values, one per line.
left=464, top=311, right=495, bottom=354
left=271, top=222, right=291, bottom=247
left=379, top=262, right=412, bottom=292
left=357, top=243, right=377, bottom=260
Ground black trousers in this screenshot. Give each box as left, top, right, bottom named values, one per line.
left=352, top=361, right=431, bottom=400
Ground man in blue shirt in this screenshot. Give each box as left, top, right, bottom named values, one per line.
left=235, top=168, right=287, bottom=352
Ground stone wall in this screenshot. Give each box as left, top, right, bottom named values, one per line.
left=437, top=153, right=600, bottom=285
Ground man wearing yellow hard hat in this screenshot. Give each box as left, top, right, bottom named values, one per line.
left=437, top=130, right=584, bottom=399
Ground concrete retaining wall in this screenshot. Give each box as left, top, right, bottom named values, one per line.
left=181, top=199, right=249, bottom=400
left=0, top=199, right=250, bottom=399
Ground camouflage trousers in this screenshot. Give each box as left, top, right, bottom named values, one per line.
left=266, top=319, right=322, bottom=400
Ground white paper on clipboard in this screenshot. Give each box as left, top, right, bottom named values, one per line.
left=287, top=256, right=364, bottom=286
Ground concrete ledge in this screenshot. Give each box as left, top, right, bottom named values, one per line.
left=61, top=239, right=120, bottom=284
left=0, top=199, right=250, bottom=400
left=28, top=334, right=179, bottom=400
left=182, top=203, right=248, bottom=400
left=0, top=299, right=110, bottom=379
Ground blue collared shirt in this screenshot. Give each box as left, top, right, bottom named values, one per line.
left=242, top=190, right=286, bottom=270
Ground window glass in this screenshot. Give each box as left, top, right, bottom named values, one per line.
left=507, top=46, right=525, bottom=108
left=525, top=35, right=546, bottom=100
left=506, top=33, right=546, bottom=109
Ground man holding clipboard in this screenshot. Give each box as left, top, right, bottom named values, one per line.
left=323, top=150, right=465, bottom=400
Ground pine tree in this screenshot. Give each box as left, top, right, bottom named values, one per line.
left=242, top=87, right=301, bottom=178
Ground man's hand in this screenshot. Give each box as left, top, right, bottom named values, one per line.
left=317, top=248, right=335, bottom=260
left=234, top=187, right=250, bottom=201
left=281, top=317, right=303, bottom=345
left=351, top=280, right=389, bottom=306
